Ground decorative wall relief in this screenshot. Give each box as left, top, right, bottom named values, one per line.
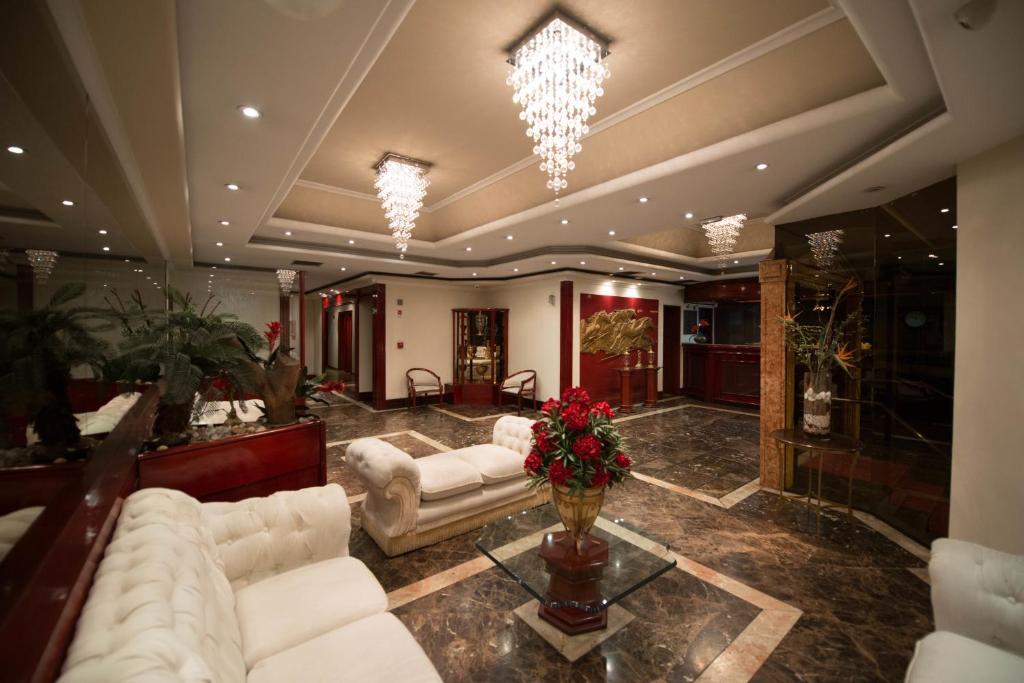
left=580, top=309, right=654, bottom=356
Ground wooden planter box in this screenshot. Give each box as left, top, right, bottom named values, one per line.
left=138, top=418, right=326, bottom=502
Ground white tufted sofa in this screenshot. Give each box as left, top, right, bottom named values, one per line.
left=58, top=484, right=441, bottom=683
left=346, top=415, right=547, bottom=556
left=0, top=506, right=43, bottom=562
left=905, top=538, right=1024, bottom=682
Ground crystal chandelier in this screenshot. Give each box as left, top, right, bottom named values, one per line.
left=25, top=249, right=59, bottom=283
left=276, top=268, right=297, bottom=295
left=507, top=12, right=610, bottom=197
left=701, top=214, right=747, bottom=266
left=807, top=230, right=844, bottom=271
left=374, top=153, right=430, bottom=252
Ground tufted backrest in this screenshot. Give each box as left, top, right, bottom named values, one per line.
left=0, top=506, right=43, bottom=562
left=930, top=538, right=1024, bottom=657
left=59, top=488, right=246, bottom=683
left=492, top=415, right=536, bottom=457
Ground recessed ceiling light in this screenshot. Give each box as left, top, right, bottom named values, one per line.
left=215, top=242, right=224, bottom=247
left=465, top=247, right=472, bottom=252
left=608, top=230, right=616, bottom=236
left=62, top=199, right=74, bottom=206
left=209, top=273, right=214, bottom=278
left=940, top=208, right=950, bottom=213
left=102, top=246, right=110, bottom=252
left=284, top=231, right=292, bottom=236
left=952, top=224, right=958, bottom=230
left=883, top=233, right=892, bottom=238
left=340, top=267, right=346, bottom=271
left=212, top=265, right=217, bottom=269
left=618, top=266, right=624, bottom=271
left=580, top=261, right=586, bottom=265
left=219, top=220, right=230, bottom=226
left=145, top=276, right=151, bottom=280
left=124, top=259, right=130, bottom=262
left=224, top=257, right=231, bottom=262
left=560, top=219, right=569, bottom=225
left=550, top=260, right=557, bottom=265
left=348, top=239, right=355, bottom=244
left=733, top=259, right=740, bottom=264
left=472, top=272, right=477, bottom=276
left=928, top=253, right=938, bottom=259
left=506, top=235, right=514, bottom=240
left=239, top=105, right=261, bottom=119
left=684, top=212, right=694, bottom=219
left=97, top=229, right=108, bottom=235
left=897, top=256, right=902, bottom=260
left=638, top=196, right=649, bottom=204
left=513, top=268, right=519, bottom=272
left=225, top=183, right=239, bottom=191
left=938, top=262, right=945, bottom=266
left=6, top=145, right=24, bottom=155
left=755, top=162, right=769, bottom=171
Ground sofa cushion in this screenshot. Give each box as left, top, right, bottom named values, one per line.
left=417, top=452, right=483, bottom=501
left=906, top=631, right=1024, bottom=682
left=491, top=415, right=535, bottom=457
left=417, top=477, right=536, bottom=531
left=451, top=444, right=526, bottom=484
left=234, top=556, right=386, bottom=669
left=247, top=613, right=441, bottom=683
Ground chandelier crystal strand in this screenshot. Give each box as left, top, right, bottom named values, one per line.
left=276, top=268, right=297, bottom=295
left=807, top=229, right=844, bottom=271
left=508, top=17, right=609, bottom=196
left=374, top=156, right=429, bottom=252
left=25, top=249, right=59, bottom=284
left=701, top=214, right=747, bottom=267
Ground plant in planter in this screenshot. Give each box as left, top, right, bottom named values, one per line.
left=294, top=372, right=346, bottom=415
left=781, top=278, right=861, bottom=437
left=0, top=283, right=112, bottom=459
left=524, top=386, right=633, bottom=553
left=690, top=318, right=710, bottom=343
left=109, top=289, right=264, bottom=437
left=234, top=320, right=304, bottom=426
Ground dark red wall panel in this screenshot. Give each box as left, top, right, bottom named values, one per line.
left=578, top=293, right=659, bottom=403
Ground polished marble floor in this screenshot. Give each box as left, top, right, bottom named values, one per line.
left=315, top=396, right=932, bottom=682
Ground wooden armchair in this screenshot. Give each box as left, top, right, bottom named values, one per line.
left=498, top=369, right=537, bottom=415
left=406, top=368, right=443, bottom=409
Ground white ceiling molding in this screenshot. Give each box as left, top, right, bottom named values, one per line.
left=266, top=215, right=435, bottom=249
left=292, top=178, right=379, bottom=203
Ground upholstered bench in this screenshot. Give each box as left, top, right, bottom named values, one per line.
left=58, top=484, right=441, bottom=682
left=346, top=415, right=548, bottom=556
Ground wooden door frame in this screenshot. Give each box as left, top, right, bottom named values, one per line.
left=662, top=304, right=682, bottom=395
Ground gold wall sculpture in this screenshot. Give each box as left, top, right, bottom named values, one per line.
left=580, top=309, right=654, bottom=356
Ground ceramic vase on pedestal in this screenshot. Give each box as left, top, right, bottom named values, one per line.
left=551, top=485, right=605, bottom=554
left=803, top=370, right=832, bottom=437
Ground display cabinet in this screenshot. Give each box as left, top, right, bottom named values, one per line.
left=451, top=308, right=509, bottom=404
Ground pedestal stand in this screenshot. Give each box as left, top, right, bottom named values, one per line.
left=537, top=531, right=610, bottom=635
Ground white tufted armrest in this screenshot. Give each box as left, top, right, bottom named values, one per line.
left=492, top=415, right=535, bottom=457
left=930, top=538, right=1024, bottom=657
left=346, top=438, right=421, bottom=537
left=200, top=484, right=351, bottom=590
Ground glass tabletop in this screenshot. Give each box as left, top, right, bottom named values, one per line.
left=475, top=503, right=677, bottom=613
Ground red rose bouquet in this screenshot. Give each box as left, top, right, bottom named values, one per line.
left=524, top=386, right=632, bottom=493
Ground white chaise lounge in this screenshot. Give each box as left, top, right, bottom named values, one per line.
left=58, top=484, right=442, bottom=683
left=346, top=415, right=547, bottom=556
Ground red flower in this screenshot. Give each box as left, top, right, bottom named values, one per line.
left=536, top=431, right=556, bottom=453
left=591, top=401, right=615, bottom=419
left=531, top=421, right=547, bottom=434
left=615, top=452, right=632, bottom=469
left=541, top=398, right=562, bottom=416
left=561, top=386, right=591, bottom=405
left=264, top=321, right=282, bottom=350
left=316, top=380, right=346, bottom=393
left=560, top=402, right=589, bottom=431
left=211, top=375, right=231, bottom=394
left=590, top=465, right=610, bottom=488
left=524, top=451, right=543, bottom=473
left=572, top=434, right=602, bottom=461
left=690, top=324, right=699, bottom=333
left=547, top=459, right=573, bottom=486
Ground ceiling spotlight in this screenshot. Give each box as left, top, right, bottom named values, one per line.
left=550, top=260, right=557, bottom=265
left=684, top=212, right=694, bottom=219
left=618, top=266, right=624, bottom=271
left=225, top=183, right=240, bottom=191
left=650, top=272, right=656, bottom=276
left=638, top=196, right=649, bottom=204
left=513, top=268, right=519, bottom=272
left=952, top=224, right=958, bottom=230
left=560, top=219, right=569, bottom=225
left=755, top=162, right=769, bottom=171
left=62, top=199, right=74, bottom=206
left=340, top=267, right=346, bottom=271
left=219, top=220, right=230, bottom=226
left=472, top=272, right=478, bottom=276
left=940, top=208, right=950, bottom=213
left=6, top=145, right=24, bottom=155
left=239, top=105, right=261, bottom=119
left=506, top=235, right=514, bottom=240
left=97, top=229, right=108, bottom=235
left=284, top=231, right=292, bottom=236
left=212, top=265, right=217, bottom=269
left=224, top=257, right=231, bottom=262
left=733, top=259, right=740, bottom=264
left=123, top=259, right=130, bottom=262
left=580, top=261, right=586, bottom=265
left=608, top=230, right=616, bottom=236
left=679, top=276, right=684, bottom=279
left=928, top=253, right=938, bottom=259
left=102, top=246, right=110, bottom=252
left=215, top=242, right=224, bottom=247
left=465, top=246, right=472, bottom=252
left=939, top=262, right=945, bottom=266
left=348, top=239, right=355, bottom=244
left=883, top=233, right=892, bottom=238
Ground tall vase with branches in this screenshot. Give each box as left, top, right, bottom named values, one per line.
left=781, top=278, right=861, bottom=437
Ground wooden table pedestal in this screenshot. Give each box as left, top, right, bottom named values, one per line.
left=537, top=531, right=610, bottom=635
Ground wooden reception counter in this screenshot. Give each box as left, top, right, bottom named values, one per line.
left=681, top=343, right=760, bottom=407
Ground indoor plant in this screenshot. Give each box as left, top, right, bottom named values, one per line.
left=781, top=278, right=861, bottom=437
left=524, top=386, right=633, bottom=553
left=691, top=318, right=710, bottom=343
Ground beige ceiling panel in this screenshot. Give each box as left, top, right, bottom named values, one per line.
left=427, top=19, right=883, bottom=238
left=627, top=220, right=774, bottom=258
left=274, top=184, right=437, bottom=239
left=300, top=0, right=829, bottom=198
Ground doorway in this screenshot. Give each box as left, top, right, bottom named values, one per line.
left=339, top=310, right=353, bottom=373
left=663, top=305, right=681, bottom=395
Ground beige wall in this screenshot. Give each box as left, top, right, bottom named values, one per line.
left=951, top=134, right=1024, bottom=555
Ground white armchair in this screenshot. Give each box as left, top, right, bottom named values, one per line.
left=905, top=538, right=1024, bottom=682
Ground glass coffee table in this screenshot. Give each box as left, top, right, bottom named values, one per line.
left=476, top=504, right=676, bottom=636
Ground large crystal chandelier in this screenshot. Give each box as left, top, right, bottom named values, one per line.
left=701, top=214, right=747, bottom=267
left=807, top=229, right=844, bottom=271
left=25, top=249, right=59, bottom=283
left=276, top=268, right=297, bottom=295
left=374, top=153, right=430, bottom=252
left=507, top=12, right=610, bottom=197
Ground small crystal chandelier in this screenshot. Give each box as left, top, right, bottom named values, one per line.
left=507, top=11, right=610, bottom=197
left=276, top=268, right=297, bottom=295
left=374, top=153, right=430, bottom=252
left=25, top=249, right=59, bottom=283
left=807, top=229, right=844, bottom=271
left=701, top=214, right=747, bottom=267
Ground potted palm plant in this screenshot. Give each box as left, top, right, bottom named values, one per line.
left=0, top=283, right=112, bottom=461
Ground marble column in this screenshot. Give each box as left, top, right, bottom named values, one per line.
left=759, top=260, right=792, bottom=489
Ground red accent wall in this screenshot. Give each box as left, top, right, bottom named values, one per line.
left=579, top=293, right=659, bottom=403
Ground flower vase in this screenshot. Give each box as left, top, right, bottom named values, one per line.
left=803, top=370, right=832, bottom=437
left=694, top=331, right=708, bottom=344
left=551, top=485, right=606, bottom=554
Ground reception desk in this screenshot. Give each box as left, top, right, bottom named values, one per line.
left=681, top=343, right=760, bottom=407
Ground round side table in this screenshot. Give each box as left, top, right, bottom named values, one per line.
left=770, top=429, right=862, bottom=520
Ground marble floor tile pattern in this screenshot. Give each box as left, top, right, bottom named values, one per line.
left=319, top=400, right=932, bottom=682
